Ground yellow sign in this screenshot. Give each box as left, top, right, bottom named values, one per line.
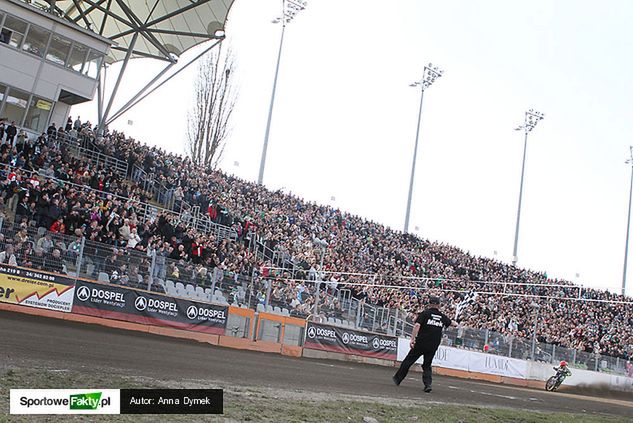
left=0, top=268, right=74, bottom=312
left=35, top=99, right=52, bottom=110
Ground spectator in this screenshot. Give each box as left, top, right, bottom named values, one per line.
left=0, top=244, right=18, bottom=266
left=5, top=121, right=17, bottom=145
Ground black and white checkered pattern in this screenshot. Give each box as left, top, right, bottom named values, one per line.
left=455, top=290, right=478, bottom=321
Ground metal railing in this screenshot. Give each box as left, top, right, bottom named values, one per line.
left=0, top=217, right=242, bottom=298
left=0, top=163, right=237, bottom=242
left=0, top=213, right=629, bottom=376
left=50, top=130, right=238, bottom=242
left=58, top=134, right=128, bottom=178
left=130, top=164, right=175, bottom=209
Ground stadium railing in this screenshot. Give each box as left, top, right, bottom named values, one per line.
left=0, top=220, right=628, bottom=375
left=57, top=133, right=129, bottom=178
left=0, top=162, right=237, bottom=243
left=280, top=274, right=632, bottom=375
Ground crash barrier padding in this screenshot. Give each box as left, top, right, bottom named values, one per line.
left=3, top=264, right=630, bottom=392
left=0, top=264, right=304, bottom=357
left=72, top=279, right=228, bottom=335
left=302, top=346, right=395, bottom=367
left=255, top=312, right=306, bottom=346
left=225, top=306, right=255, bottom=339
left=303, top=321, right=398, bottom=360
left=0, top=301, right=221, bottom=344
left=1, top=299, right=308, bottom=358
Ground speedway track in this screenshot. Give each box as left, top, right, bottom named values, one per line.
left=1, top=311, right=631, bottom=418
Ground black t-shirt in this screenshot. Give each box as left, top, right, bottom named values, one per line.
left=414, top=307, right=451, bottom=350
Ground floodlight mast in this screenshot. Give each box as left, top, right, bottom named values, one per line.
left=258, top=0, right=307, bottom=185
left=622, top=146, right=633, bottom=297
left=403, top=63, right=443, bottom=234
left=511, top=109, right=544, bottom=266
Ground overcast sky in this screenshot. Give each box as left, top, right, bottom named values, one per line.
left=72, top=0, right=633, bottom=296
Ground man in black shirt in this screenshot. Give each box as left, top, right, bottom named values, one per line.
left=6, top=121, right=17, bottom=145
left=392, top=296, right=456, bottom=392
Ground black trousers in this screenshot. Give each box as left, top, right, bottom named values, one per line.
left=394, top=344, right=437, bottom=387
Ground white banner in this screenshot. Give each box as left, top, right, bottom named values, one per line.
left=397, top=338, right=527, bottom=379
left=397, top=339, right=469, bottom=371
left=10, top=389, right=120, bottom=414
left=468, top=350, right=527, bottom=378
left=432, top=346, right=470, bottom=371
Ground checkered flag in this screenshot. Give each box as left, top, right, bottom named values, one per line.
left=455, top=290, right=478, bottom=322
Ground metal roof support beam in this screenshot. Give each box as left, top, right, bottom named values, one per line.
left=143, top=0, right=213, bottom=29
left=96, top=67, right=104, bottom=127
left=70, top=0, right=105, bottom=24
left=114, top=0, right=176, bottom=62
left=99, top=0, right=113, bottom=35
left=146, top=29, right=216, bottom=38
left=106, top=61, right=175, bottom=125
left=70, top=0, right=93, bottom=29
left=145, top=0, right=161, bottom=24
left=106, top=38, right=223, bottom=126
left=108, top=46, right=169, bottom=62
left=109, top=0, right=212, bottom=40
left=80, top=0, right=134, bottom=29
left=99, top=31, right=139, bottom=134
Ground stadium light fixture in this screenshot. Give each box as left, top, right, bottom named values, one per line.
left=511, top=109, right=544, bottom=266
left=258, top=0, right=308, bottom=185
left=404, top=63, right=444, bottom=233
left=622, top=146, right=633, bottom=297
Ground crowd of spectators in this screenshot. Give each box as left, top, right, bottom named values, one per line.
left=0, top=121, right=631, bottom=361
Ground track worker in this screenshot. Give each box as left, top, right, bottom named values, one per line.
left=392, top=296, right=457, bottom=392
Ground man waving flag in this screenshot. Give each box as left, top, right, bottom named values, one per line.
left=455, top=290, right=478, bottom=322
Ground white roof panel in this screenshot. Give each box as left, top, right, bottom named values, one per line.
left=33, top=0, right=234, bottom=63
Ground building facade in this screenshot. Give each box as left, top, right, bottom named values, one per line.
left=0, top=0, right=111, bottom=134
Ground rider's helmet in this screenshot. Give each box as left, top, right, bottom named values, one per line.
left=559, top=360, right=567, bottom=367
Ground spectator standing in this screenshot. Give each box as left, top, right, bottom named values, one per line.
left=5, top=121, right=17, bottom=145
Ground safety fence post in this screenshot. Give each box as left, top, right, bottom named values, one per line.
left=74, top=237, right=85, bottom=280
left=265, top=279, right=272, bottom=307
left=148, top=249, right=157, bottom=290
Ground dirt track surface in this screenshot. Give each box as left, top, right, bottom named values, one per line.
left=1, top=311, right=632, bottom=419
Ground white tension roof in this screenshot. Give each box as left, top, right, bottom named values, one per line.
left=32, top=0, right=234, bottom=63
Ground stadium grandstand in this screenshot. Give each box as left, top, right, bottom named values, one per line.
left=0, top=123, right=631, bottom=377
left=0, top=0, right=631, bottom=387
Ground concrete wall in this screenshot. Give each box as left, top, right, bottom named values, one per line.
left=49, top=101, right=69, bottom=128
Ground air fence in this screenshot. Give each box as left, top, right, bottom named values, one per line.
left=0, top=219, right=628, bottom=376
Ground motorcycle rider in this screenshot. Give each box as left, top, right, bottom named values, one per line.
left=553, top=360, right=572, bottom=379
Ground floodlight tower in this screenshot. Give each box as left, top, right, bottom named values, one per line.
left=258, top=0, right=307, bottom=185
left=622, top=147, right=633, bottom=297
left=512, top=109, right=545, bottom=266
left=403, top=63, right=443, bottom=233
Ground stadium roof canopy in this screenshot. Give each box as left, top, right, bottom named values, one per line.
left=20, top=0, right=235, bottom=129
left=29, top=0, right=233, bottom=63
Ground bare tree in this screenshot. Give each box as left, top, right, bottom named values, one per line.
left=186, top=45, right=236, bottom=168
